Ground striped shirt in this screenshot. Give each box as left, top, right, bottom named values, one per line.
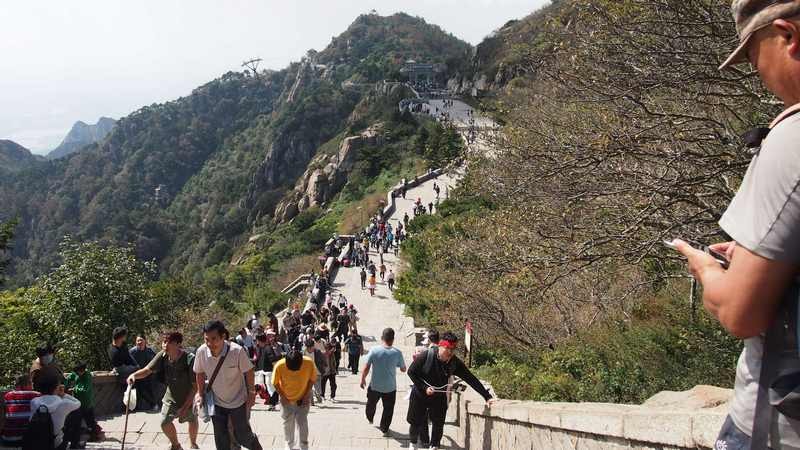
left=2, top=390, right=41, bottom=444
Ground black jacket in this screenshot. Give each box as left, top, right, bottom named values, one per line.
left=407, top=349, right=491, bottom=401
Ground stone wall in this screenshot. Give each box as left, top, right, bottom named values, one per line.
left=447, top=385, right=730, bottom=450
left=92, top=372, right=125, bottom=416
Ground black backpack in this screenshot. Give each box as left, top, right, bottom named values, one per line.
left=22, top=404, right=55, bottom=450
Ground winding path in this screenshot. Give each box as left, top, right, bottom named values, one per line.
left=92, top=171, right=462, bottom=449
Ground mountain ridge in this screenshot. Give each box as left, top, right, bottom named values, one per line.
left=47, top=116, right=117, bottom=160
left=0, top=12, right=473, bottom=286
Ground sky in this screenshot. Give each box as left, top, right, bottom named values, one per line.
left=0, top=0, right=546, bottom=154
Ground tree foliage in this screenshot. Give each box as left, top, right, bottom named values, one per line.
left=26, top=238, right=159, bottom=369
left=398, top=0, right=761, bottom=401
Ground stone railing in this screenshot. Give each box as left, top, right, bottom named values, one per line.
left=381, top=168, right=444, bottom=221
left=446, top=384, right=730, bottom=450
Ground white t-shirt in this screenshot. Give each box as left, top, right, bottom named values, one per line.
left=193, top=342, right=254, bottom=409
left=30, top=394, right=81, bottom=447
left=719, top=114, right=800, bottom=447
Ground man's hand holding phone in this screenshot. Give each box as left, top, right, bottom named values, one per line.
left=666, top=239, right=730, bottom=282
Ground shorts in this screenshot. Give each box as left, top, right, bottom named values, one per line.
left=160, top=400, right=197, bottom=427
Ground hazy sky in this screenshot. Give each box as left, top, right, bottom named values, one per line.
left=0, top=1, right=546, bottom=154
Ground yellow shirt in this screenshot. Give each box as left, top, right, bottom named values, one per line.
left=271, top=357, right=317, bottom=402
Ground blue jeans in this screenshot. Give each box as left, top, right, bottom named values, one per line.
left=715, top=415, right=775, bottom=450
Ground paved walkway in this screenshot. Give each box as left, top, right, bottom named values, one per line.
left=87, top=173, right=461, bottom=449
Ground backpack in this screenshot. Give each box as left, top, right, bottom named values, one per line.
left=22, top=404, right=55, bottom=450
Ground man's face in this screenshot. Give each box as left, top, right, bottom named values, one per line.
left=162, top=339, right=178, bottom=353
left=747, top=20, right=800, bottom=103
left=438, top=345, right=455, bottom=362
left=136, top=337, right=146, bottom=350
left=204, top=330, right=225, bottom=354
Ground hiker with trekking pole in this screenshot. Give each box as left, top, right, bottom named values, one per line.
left=406, top=332, right=494, bottom=450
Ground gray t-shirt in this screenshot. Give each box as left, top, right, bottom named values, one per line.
left=719, top=113, right=800, bottom=448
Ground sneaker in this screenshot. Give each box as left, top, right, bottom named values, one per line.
left=190, top=444, right=199, bottom=450
left=330, top=398, right=336, bottom=403
left=381, top=430, right=390, bottom=437
left=267, top=405, right=276, bottom=411
left=429, top=447, right=439, bottom=450
left=408, top=444, right=417, bottom=450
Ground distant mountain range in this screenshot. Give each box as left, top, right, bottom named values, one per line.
left=0, top=11, right=529, bottom=287
left=46, top=117, right=116, bottom=159
left=0, top=140, right=45, bottom=173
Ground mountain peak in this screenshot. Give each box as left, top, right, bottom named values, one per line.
left=47, top=117, right=117, bottom=160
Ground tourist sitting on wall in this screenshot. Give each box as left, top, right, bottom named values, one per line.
left=30, top=342, right=63, bottom=393
left=65, top=362, right=103, bottom=443
left=108, top=327, right=139, bottom=389
left=129, top=335, right=159, bottom=411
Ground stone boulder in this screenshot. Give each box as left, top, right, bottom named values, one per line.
left=273, top=123, right=384, bottom=223
left=643, top=385, right=732, bottom=410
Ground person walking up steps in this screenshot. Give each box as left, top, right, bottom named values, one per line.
left=344, top=330, right=364, bottom=375
left=193, top=320, right=262, bottom=450
left=361, top=328, right=406, bottom=436
left=379, top=262, right=386, bottom=281
left=360, top=267, right=367, bottom=289
left=320, top=341, right=338, bottom=403
left=272, top=349, right=317, bottom=450
left=407, top=332, right=494, bottom=450
left=368, top=272, right=377, bottom=296
left=387, top=269, right=396, bottom=291
left=128, top=332, right=199, bottom=450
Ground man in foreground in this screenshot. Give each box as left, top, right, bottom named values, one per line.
left=675, top=1, right=800, bottom=448
left=406, top=332, right=493, bottom=450
left=128, top=332, right=198, bottom=450
left=272, top=349, right=317, bottom=450
left=360, top=328, right=406, bottom=436
left=193, top=320, right=262, bottom=450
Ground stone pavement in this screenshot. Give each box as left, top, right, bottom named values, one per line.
left=84, top=172, right=461, bottom=450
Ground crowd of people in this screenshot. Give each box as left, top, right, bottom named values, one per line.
left=1, top=172, right=495, bottom=450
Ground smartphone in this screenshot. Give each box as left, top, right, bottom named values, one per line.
left=663, top=239, right=730, bottom=269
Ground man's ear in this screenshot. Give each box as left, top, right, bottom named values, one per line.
left=773, top=19, right=800, bottom=58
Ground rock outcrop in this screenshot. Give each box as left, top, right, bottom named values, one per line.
left=47, top=117, right=116, bottom=160
left=274, top=124, right=384, bottom=223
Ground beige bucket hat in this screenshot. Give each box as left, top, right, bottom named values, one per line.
left=720, top=0, right=800, bottom=70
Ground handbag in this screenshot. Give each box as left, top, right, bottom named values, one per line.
left=198, top=344, right=228, bottom=423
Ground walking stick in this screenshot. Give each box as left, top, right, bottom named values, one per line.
left=121, top=382, right=134, bottom=450
left=121, top=399, right=130, bottom=450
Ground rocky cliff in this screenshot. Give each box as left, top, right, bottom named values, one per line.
left=47, top=117, right=117, bottom=159
left=273, top=124, right=384, bottom=223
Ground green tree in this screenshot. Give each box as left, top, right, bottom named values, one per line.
left=0, top=218, right=18, bottom=287
left=27, top=238, right=158, bottom=369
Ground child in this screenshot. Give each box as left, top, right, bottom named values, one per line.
left=1, top=374, right=40, bottom=446
left=65, top=362, right=104, bottom=442
left=368, top=272, right=377, bottom=296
